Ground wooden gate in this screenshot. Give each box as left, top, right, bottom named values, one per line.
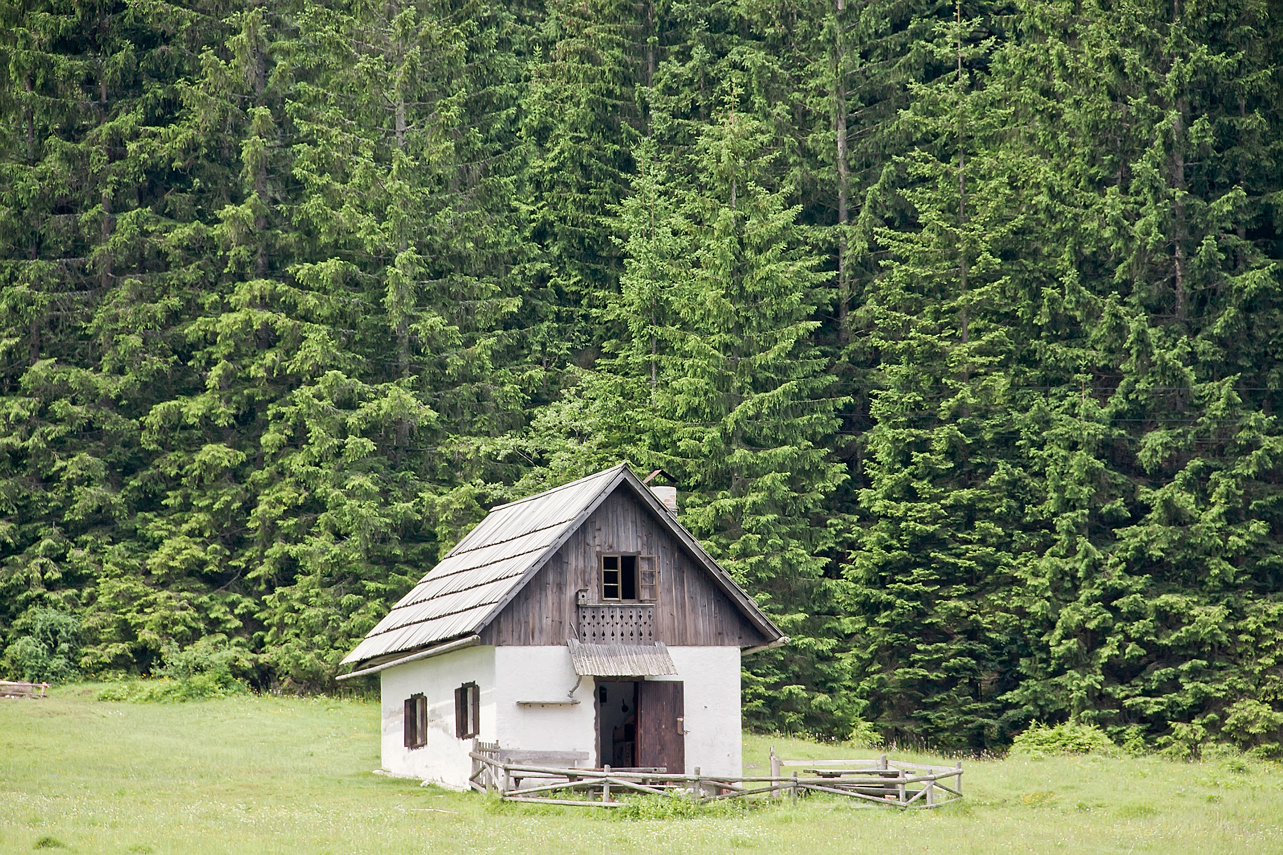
left=636, top=680, right=684, bottom=774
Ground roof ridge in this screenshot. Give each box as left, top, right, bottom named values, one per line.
left=487, top=462, right=627, bottom=512
left=341, top=461, right=783, bottom=669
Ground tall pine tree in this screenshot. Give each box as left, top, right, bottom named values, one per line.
left=614, top=105, right=851, bottom=732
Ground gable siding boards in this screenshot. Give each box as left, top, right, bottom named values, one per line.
left=481, top=488, right=770, bottom=648
left=342, top=464, right=781, bottom=669
left=342, top=467, right=624, bottom=665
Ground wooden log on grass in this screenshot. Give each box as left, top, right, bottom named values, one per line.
left=503, top=796, right=622, bottom=808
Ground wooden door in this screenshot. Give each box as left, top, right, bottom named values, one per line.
left=636, top=680, right=684, bottom=774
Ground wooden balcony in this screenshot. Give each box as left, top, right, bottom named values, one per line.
left=576, top=604, right=656, bottom=645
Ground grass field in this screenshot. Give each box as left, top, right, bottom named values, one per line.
left=2, top=686, right=1281, bottom=854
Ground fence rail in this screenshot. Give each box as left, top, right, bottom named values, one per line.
left=0, top=681, right=49, bottom=699
left=466, top=742, right=962, bottom=810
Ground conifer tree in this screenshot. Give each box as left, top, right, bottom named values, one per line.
left=0, top=0, right=230, bottom=675
left=613, top=106, right=851, bottom=732
left=845, top=2, right=1049, bottom=748
left=519, top=0, right=642, bottom=366
left=0, top=0, right=1280, bottom=750
left=257, top=0, right=530, bottom=684
left=997, top=0, right=1283, bottom=752
left=89, top=4, right=305, bottom=676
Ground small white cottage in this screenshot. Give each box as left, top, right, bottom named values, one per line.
left=338, top=463, right=785, bottom=789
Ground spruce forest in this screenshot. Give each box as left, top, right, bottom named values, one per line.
left=2, top=0, right=1282, bottom=756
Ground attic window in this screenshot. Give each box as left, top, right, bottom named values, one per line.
left=601, top=555, right=657, bottom=602
left=404, top=693, right=427, bottom=749
left=454, top=682, right=480, bottom=739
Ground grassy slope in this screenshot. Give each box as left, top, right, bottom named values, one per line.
left=2, top=687, right=1281, bottom=854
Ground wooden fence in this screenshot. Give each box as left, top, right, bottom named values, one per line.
left=467, top=742, right=962, bottom=810
left=0, top=681, right=50, bottom=699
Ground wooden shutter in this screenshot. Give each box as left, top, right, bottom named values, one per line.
left=639, top=556, right=657, bottom=602
left=455, top=682, right=479, bottom=739
left=406, top=694, right=427, bottom=749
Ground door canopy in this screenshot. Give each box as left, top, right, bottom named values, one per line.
left=567, top=638, right=677, bottom=677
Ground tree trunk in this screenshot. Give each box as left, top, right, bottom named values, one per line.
left=99, top=78, right=113, bottom=290
left=834, top=0, right=850, bottom=345
left=1171, top=0, right=1186, bottom=320
left=956, top=0, right=969, bottom=351
left=252, top=13, right=269, bottom=279
left=1172, top=101, right=1187, bottom=320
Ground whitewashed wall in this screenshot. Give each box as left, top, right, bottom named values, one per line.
left=493, top=646, right=597, bottom=763
left=380, top=643, right=744, bottom=787
left=379, top=644, right=495, bottom=788
left=659, top=646, right=742, bottom=778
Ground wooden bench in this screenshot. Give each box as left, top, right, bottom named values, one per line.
left=0, top=681, right=50, bottom=699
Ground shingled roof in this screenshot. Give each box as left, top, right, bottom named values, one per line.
left=341, top=464, right=781, bottom=668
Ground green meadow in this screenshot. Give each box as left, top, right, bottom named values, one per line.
left=2, top=688, right=1280, bottom=855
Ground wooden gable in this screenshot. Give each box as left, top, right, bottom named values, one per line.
left=480, top=485, right=772, bottom=648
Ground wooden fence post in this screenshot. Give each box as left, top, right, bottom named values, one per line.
left=769, top=747, right=781, bottom=800
left=955, top=761, right=963, bottom=796
left=470, top=741, right=480, bottom=790
left=791, top=772, right=798, bottom=805
left=603, top=765, right=611, bottom=803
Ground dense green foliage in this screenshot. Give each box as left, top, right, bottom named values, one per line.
left=1009, top=721, right=1117, bottom=758
left=1, top=0, right=1281, bottom=754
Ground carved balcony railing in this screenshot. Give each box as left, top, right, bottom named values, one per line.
left=576, top=604, right=656, bottom=645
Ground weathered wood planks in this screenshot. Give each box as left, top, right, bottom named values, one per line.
left=481, top=487, right=770, bottom=648
left=463, top=747, right=964, bottom=810
left=0, top=681, right=50, bottom=699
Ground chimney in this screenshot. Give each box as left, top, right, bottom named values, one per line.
left=650, top=485, right=678, bottom=515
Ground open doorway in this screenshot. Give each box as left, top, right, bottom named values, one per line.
left=597, top=679, right=686, bottom=773
left=597, top=681, right=638, bottom=767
